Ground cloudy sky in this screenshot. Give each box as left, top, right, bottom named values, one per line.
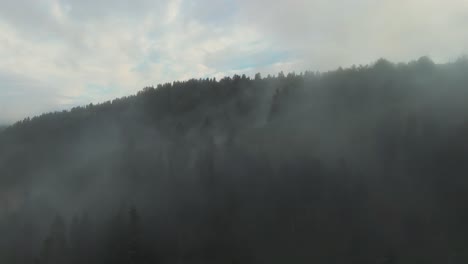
left=0, top=0, right=467, bottom=123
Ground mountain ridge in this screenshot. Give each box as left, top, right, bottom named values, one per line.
left=1, top=57, right=468, bottom=263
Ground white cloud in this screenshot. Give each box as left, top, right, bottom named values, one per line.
left=236, top=0, right=468, bottom=69
left=0, top=0, right=468, bottom=123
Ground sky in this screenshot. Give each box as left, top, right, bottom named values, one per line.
left=0, top=0, right=468, bottom=124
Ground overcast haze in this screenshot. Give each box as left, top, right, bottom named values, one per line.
left=0, top=0, right=467, bottom=124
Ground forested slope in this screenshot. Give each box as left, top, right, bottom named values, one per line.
left=1, top=57, right=468, bottom=263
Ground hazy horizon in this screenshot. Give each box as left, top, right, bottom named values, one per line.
left=1, top=55, right=465, bottom=126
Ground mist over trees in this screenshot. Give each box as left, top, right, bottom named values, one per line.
left=1, top=57, right=468, bottom=263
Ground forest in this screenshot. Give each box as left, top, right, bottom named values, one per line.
left=1, top=57, right=468, bottom=263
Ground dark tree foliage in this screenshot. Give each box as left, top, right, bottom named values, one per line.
left=1, top=57, right=468, bottom=263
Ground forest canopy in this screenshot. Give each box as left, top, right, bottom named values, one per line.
left=1, top=57, right=468, bottom=263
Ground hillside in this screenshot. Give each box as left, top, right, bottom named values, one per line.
left=1, top=57, right=468, bottom=263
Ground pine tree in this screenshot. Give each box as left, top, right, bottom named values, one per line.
left=37, top=215, right=69, bottom=264
left=127, top=206, right=142, bottom=264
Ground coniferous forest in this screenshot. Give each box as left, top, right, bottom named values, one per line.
left=1, top=57, right=468, bottom=263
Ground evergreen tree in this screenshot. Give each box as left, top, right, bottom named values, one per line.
left=37, top=215, right=69, bottom=264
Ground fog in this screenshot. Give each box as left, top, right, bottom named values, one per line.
left=0, top=57, right=468, bottom=263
